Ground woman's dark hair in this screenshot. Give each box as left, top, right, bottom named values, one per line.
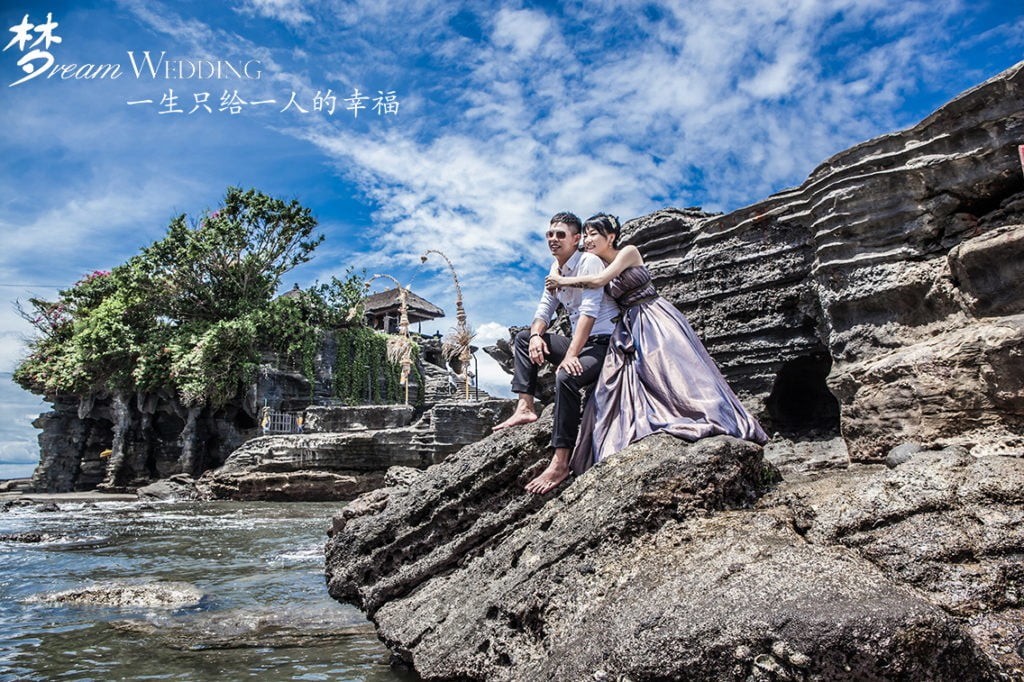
left=583, top=213, right=621, bottom=246
left=550, top=211, right=582, bottom=234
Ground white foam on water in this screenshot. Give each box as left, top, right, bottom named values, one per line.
left=270, top=544, right=323, bottom=564
left=37, top=534, right=111, bottom=548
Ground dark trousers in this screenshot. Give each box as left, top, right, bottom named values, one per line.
left=510, top=328, right=609, bottom=449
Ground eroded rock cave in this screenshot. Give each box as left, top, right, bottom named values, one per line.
left=764, top=352, right=840, bottom=436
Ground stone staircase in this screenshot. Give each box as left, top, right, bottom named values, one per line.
left=420, top=362, right=493, bottom=403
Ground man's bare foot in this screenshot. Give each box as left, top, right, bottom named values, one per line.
left=493, top=409, right=538, bottom=431
left=525, top=458, right=569, bottom=494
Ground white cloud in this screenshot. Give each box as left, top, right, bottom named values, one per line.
left=492, top=8, right=553, bottom=57
left=0, top=441, right=38, bottom=465
left=0, top=376, right=47, bottom=475
left=0, top=332, right=31, bottom=375
left=474, top=321, right=510, bottom=345
left=0, top=178, right=192, bottom=265
left=739, top=48, right=806, bottom=98
left=236, top=0, right=315, bottom=26
left=0, top=464, right=36, bottom=479
left=106, top=0, right=999, bottom=333
left=269, top=0, right=999, bottom=341
left=476, top=353, right=514, bottom=399
left=470, top=320, right=515, bottom=399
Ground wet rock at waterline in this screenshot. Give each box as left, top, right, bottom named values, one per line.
left=30, top=581, right=205, bottom=609
left=112, top=610, right=377, bottom=651
left=0, top=532, right=47, bottom=543
left=136, top=474, right=201, bottom=501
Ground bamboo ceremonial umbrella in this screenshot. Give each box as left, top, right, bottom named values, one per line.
left=420, top=250, right=475, bottom=400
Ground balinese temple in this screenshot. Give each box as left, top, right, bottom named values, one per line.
left=363, top=287, right=445, bottom=334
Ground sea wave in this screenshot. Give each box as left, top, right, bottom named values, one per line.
left=269, top=543, right=323, bottom=564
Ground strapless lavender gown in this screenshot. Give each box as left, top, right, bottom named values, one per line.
left=569, top=266, right=768, bottom=475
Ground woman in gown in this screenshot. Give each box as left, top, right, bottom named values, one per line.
left=545, top=214, right=768, bottom=476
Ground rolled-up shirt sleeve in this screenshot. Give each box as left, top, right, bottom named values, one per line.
left=533, top=285, right=558, bottom=324
left=576, top=256, right=604, bottom=319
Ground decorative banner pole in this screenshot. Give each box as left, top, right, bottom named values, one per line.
left=363, top=273, right=413, bottom=405
left=420, top=250, right=475, bottom=400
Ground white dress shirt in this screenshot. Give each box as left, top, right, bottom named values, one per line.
left=533, top=250, right=618, bottom=336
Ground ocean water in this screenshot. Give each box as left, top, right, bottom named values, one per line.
left=0, top=500, right=415, bottom=681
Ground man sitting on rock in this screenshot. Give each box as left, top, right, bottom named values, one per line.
left=492, top=211, right=618, bottom=494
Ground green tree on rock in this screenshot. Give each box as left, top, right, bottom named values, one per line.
left=135, top=187, right=323, bottom=322
left=13, top=187, right=352, bottom=407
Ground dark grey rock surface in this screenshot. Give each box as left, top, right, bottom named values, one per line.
left=197, top=400, right=515, bottom=501
left=304, top=404, right=414, bottom=433
left=136, top=474, right=201, bottom=501
left=325, top=429, right=1013, bottom=680
left=29, top=389, right=252, bottom=493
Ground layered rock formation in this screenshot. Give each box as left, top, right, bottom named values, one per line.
left=25, top=340, right=335, bottom=493
left=326, top=420, right=1023, bottom=680
left=489, top=61, right=1024, bottom=461
left=29, top=390, right=252, bottom=493
left=198, top=400, right=514, bottom=501
left=329, top=63, right=1024, bottom=679
left=26, top=326, right=504, bottom=494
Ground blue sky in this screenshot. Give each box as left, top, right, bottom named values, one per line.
left=0, top=0, right=1021, bottom=478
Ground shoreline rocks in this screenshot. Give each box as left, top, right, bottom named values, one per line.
left=197, top=400, right=515, bottom=502
left=0, top=532, right=47, bottom=543
left=325, top=428, right=1023, bottom=680
left=111, top=610, right=377, bottom=651
left=31, top=581, right=205, bottom=609
left=136, top=473, right=201, bottom=501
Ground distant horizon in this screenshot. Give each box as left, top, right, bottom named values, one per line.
left=1, top=0, right=1021, bottom=478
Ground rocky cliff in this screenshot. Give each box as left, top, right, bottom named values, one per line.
left=195, top=400, right=514, bottom=501
left=326, top=416, right=1023, bottom=680
left=488, top=61, right=1024, bottom=462
left=29, top=390, right=252, bottom=493
left=28, top=330, right=504, bottom=495
left=618, top=62, right=1024, bottom=460
left=330, top=62, right=1024, bottom=679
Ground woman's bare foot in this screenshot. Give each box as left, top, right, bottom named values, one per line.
left=525, top=453, right=569, bottom=494
left=493, top=408, right=538, bottom=431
